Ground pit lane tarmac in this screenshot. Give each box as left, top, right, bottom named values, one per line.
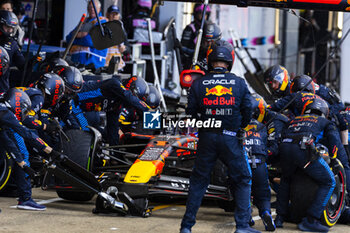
left=0, top=188, right=349, bottom=233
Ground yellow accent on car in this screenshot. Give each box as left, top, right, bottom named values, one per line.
left=124, top=161, right=157, bottom=183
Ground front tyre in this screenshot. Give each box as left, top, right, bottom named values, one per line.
left=0, top=152, right=12, bottom=191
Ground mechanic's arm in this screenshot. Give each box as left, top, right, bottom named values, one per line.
left=122, top=90, right=150, bottom=112
left=101, top=78, right=150, bottom=112
left=266, top=122, right=278, bottom=156
left=333, top=106, right=349, bottom=145
left=267, top=116, right=288, bottom=156
left=240, top=80, right=252, bottom=129
left=12, top=43, right=25, bottom=70
left=1, top=110, right=53, bottom=154
left=181, top=25, right=195, bottom=56
left=261, top=126, right=269, bottom=154
left=270, top=94, right=294, bottom=112
left=67, top=99, right=90, bottom=131
left=325, top=121, right=342, bottom=158
left=185, top=80, right=199, bottom=118
left=22, top=114, right=45, bottom=131
left=0, top=130, right=35, bottom=177
left=0, top=130, right=24, bottom=164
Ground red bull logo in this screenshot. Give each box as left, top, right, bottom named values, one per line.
left=205, top=85, right=232, bottom=96
left=203, top=97, right=235, bottom=106
left=15, top=92, right=22, bottom=121
left=125, top=76, right=137, bottom=90
left=52, top=79, right=62, bottom=106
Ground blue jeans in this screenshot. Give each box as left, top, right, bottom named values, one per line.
left=181, top=132, right=252, bottom=230
left=277, top=143, right=336, bottom=219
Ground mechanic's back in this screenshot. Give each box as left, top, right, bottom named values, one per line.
left=187, top=41, right=251, bottom=132
left=181, top=43, right=258, bottom=233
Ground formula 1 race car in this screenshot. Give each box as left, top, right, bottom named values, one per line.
left=115, top=133, right=233, bottom=211
left=56, top=129, right=233, bottom=215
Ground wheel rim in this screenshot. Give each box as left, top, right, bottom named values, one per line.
left=326, top=171, right=345, bottom=220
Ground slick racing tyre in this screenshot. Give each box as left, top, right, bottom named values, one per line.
left=289, top=158, right=345, bottom=227
left=0, top=152, right=12, bottom=191
left=56, top=129, right=95, bottom=202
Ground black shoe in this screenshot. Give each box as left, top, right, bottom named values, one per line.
left=298, top=217, right=329, bottom=232
left=261, top=211, right=276, bottom=231
left=234, top=226, right=261, bottom=233
left=274, top=215, right=284, bottom=228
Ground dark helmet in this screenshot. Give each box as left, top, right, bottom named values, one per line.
left=302, top=97, right=329, bottom=118
left=207, top=40, right=235, bottom=71
left=124, top=76, right=149, bottom=101
left=41, top=58, right=69, bottom=73
left=137, top=0, right=152, bottom=10
left=290, top=74, right=315, bottom=94
left=3, top=88, right=31, bottom=121
left=263, top=65, right=290, bottom=95
left=146, top=85, right=161, bottom=109
left=204, top=22, right=222, bottom=42
left=0, top=10, right=18, bottom=38
left=36, top=73, right=65, bottom=108
left=0, top=46, right=9, bottom=75
left=250, top=93, right=267, bottom=123
left=53, top=66, right=83, bottom=93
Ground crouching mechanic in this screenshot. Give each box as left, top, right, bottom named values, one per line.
left=245, top=94, right=277, bottom=232
left=77, top=76, right=151, bottom=150
left=119, top=84, right=161, bottom=133
left=275, top=98, right=337, bottom=232
left=0, top=88, right=63, bottom=210
left=180, top=43, right=259, bottom=233
left=50, top=65, right=88, bottom=131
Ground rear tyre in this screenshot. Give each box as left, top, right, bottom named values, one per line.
left=56, top=129, right=95, bottom=202
left=0, top=152, right=12, bottom=191
left=289, top=158, right=345, bottom=227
